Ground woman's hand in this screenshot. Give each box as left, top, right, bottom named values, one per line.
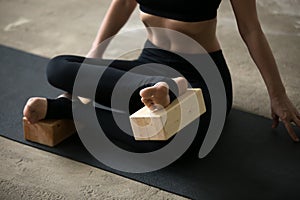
left=271, top=93, right=300, bottom=142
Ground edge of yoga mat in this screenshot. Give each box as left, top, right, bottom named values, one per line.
left=0, top=44, right=299, bottom=200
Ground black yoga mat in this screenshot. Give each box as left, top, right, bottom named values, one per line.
left=0, top=45, right=299, bottom=200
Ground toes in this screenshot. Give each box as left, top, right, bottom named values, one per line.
left=140, top=83, right=168, bottom=99
left=139, top=82, right=170, bottom=109
left=139, top=86, right=156, bottom=99
left=141, top=97, right=154, bottom=108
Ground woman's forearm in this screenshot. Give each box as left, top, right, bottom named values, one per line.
left=92, top=0, right=137, bottom=48
left=230, top=0, right=299, bottom=140
left=242, top=28, right=286, bottom=99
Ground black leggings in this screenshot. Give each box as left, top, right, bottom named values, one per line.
left=46, top=40, right=232, bottom=154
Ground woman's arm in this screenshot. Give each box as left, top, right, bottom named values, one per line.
left=230, top=0, right=300, bottom=141
left=87, top=0, right=137, bottom=58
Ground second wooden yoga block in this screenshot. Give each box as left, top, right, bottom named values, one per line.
left=23, top=118, right=76, bottom=147
left=129, top=88, right=206, bottom=141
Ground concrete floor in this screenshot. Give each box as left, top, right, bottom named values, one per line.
left=0, top=0, right=299, bottom=199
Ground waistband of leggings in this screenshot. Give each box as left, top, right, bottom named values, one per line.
left=143, top=39, right=223, bottom=57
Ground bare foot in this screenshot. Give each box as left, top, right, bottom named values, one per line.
left=23, top=97, right=47, bottom=124
left=139, top=77, right=188, bottom=110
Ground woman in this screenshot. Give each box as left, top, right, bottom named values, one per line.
left=23, top=0, right=300, bottom=152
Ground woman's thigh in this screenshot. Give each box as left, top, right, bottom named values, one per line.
left=46, top=55, right=178, bottom=112
left=46, top=55, right=142, bottom=92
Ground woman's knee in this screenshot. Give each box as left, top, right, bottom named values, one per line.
left=47, top=55, right=65, bottom=86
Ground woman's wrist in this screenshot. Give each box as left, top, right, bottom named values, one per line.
left=91, top=41, right=101, bottom=50
left=86, top=45, right=104, bottom=58
left=269, top=88, right=287, bottom=102
left=265, top=79, right=286, bottom=100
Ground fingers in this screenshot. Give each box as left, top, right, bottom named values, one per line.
left=296, top=113, right=300, bottom=120
left=272, top=113, right=279, bottom=128
left=270, top=96, right=299, bottom=142
left=294, top=116, right=300, bottom=127
left=272, top=111, right=300, bottom=142
left=283, top=120, right=299, bottom=142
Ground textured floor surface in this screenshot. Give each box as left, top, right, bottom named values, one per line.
left=0, top=0, right=299, bottom=199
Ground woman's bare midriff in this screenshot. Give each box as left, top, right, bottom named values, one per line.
left=140, top=12, right=221, bottom=53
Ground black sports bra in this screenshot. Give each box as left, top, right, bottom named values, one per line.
left=136, top=0, right=222, bottom=22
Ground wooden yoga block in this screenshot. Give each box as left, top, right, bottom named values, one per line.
left=130, top=88, right=206, bottom=141
left=23, top=118, right=76, bottom=147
